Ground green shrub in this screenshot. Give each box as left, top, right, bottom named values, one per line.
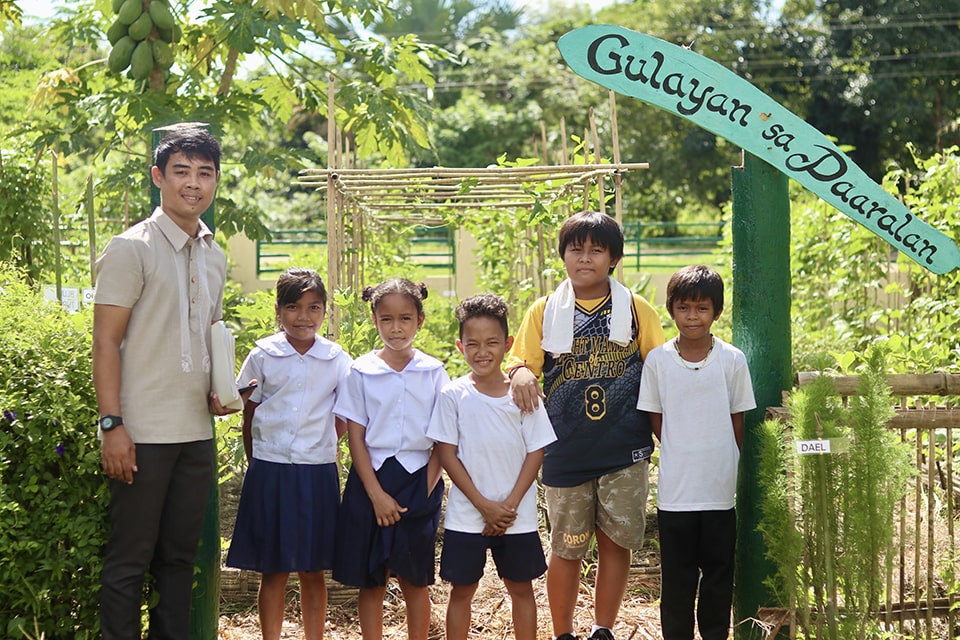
left=0, top=265, right=105, bottom=639
left=0, top=154, right=51, bottom=283
left=757, top=345, right=913, bottom=639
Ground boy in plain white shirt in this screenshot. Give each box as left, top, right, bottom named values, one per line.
left=636, top=265, right=756, bottom=640
left=428, top=294, right=556, bottom=640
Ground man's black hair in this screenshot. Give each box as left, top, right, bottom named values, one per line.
left=154, top=128, right=221, bottom=174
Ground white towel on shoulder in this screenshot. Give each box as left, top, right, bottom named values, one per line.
left=541, top=277, right=634, bottom=354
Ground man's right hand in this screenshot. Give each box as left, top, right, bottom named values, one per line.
left=509, top=366, right=544, bottom=413
left=101, top=427, right=137, bottom=484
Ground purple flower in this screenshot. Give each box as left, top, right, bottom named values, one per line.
left=2, top=410, right=15, bottom=424
left=56, top=444, right=65, bottom=456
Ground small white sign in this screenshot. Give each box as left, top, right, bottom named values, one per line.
left=42, top=285, right=82, bottom=313
left=796, top=439, right=831, bottom=455
left=82, top=288, right=96, bottom=305
left=60, top=287, right=80, bottom=313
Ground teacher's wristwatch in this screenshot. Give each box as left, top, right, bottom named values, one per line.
left=99, top=415, right=123, bottom=432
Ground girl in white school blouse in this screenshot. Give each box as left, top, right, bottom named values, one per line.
left=332, top=278, right=448, bottom=640
left=226, top=268, right=352, bottom=640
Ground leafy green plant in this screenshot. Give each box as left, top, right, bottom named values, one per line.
left=790, top=145, right=960, bottom=377
left=0, top=151, right=51, bottom=283
left=0, top=263, right=105, bottom=639
left=757, top=345, right=914, bottom=640
left=789, top=145, right=960, bottom=501
left=440, top=145, right=613, bottom=331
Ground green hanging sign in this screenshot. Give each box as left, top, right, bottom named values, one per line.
left=558, top=25, right=960, bottom=274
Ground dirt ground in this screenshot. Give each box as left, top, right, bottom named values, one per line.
left=216, top=474, right=667, bottom=640
left=217, top=566, right=665, bottom=640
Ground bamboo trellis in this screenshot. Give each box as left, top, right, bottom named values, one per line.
left=295, top=81, right=648, bottom=335
left=763, top=372, right=960, bottom=640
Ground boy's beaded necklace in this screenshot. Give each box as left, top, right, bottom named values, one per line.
left=674, top=335, right=714, bottom=371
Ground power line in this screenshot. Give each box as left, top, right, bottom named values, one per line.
left=417, top=65, right=960, bottom=93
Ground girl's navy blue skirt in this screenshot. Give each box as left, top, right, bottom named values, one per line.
left=226, top=458, right=339, bottom=573
left=333, top=456, right=444, bottom=588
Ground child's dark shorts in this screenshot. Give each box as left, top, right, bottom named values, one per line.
left=440, top=530, right=547, bottom=585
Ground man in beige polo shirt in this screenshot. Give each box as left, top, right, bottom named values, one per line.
left=93, top=127, right=242, bottom=640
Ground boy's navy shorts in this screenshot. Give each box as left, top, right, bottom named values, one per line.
left=440, top=530, right=547, bottom=585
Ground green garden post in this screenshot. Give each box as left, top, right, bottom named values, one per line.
left=151, top=123, right=220, bottom=640
left=731, top=152, right=792, bottom=640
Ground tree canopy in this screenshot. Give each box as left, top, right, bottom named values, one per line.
left=2, top=0, right=457, bottom=250
left=2, top=0, right=958, bottom=257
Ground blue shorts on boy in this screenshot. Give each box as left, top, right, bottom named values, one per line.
left=440, top=531, right=547, bottom=584
left=226, top=333, right=352, bottom=573
left=427, top=375, right=556, bottom=582
left=332, top=349, right=450, bottom=588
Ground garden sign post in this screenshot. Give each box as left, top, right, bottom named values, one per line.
left=557, top=24, right=960, bottom=639
left=150, top=122, right=220, bottom=640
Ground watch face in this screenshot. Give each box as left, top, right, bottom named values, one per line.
left=100, top=416, right=122, bottom=431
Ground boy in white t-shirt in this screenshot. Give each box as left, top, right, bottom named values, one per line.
left=428, top=294, right=556, bottom=640
left=636, top=265, right=756, bottom=640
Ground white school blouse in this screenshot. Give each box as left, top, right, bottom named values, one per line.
left=636, top=337, right=756, bottom=511
left=428, top=376, right=556, bottom=534
left=238, top=332, right=352, bottom=465
left=334, top=349, right=450, bottom=473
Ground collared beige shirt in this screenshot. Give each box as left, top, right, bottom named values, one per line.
left=94, top=208, right=226, bottom=444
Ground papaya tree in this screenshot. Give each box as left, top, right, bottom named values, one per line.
left=4, top=0, right=456, bottom=243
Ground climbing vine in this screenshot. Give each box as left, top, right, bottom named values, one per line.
left=0, top=152, right=50, bottom=282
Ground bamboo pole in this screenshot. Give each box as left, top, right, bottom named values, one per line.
left=609, top=90, right=625, bottom=282
left=767, top=404, right=960, bottom=430
left=540, top=121, right=549, bottom=165
left=898, top=425, right=908, bottom=635
left=560, top=117, right=568, bottom=166
left=582, top=127, right=590, bottom=209
left=87, top=175, right=96, bottom=287
left=326, top=74, right=339, bottom=336
left=948, top=423, right=957, bottom=637
left=926, top=431, right=935, bottom=640
left=914, top=434, right=922, bottom=634
left=51, top=151, right=62, bottom=300
left=298, top=163, right=650, bottom=178
left=796, top=372, right=960, bottom=396
left=589, top=107, right=604, bottom=214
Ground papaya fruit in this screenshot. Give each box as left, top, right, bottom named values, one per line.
left=108, top=36, right=136, bottom=73
left=127, top=12, right=153, bottom=41
left=130, top=40, right=154, bottom=80
left=111, top=0, right=126, bottom=14
left=157, top=23, right=182, bottom=43
left=152, top=40, right=174, bottom=69
left=106, top=19, right=127, bottom=45
left=148, top=1, right=176, bottom=31
left=117, top=0, right=142, bottom=25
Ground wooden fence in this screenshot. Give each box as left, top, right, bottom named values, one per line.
left=773, top=372, right=960, bottom=639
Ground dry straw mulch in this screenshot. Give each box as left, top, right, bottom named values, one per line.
left=218, top=562, right=664, bottom=640
left=218, top=474, right=666, bottom=640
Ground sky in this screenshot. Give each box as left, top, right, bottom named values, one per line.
left=21, top=0, right=59, bottom=22
left=24, top=0, right=620, bottom=22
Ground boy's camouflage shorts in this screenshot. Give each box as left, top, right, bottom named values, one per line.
left=544, top=460, right=650, bottom=559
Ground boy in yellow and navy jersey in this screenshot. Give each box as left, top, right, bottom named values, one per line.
left=506, top=211, right=664, bottom=640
